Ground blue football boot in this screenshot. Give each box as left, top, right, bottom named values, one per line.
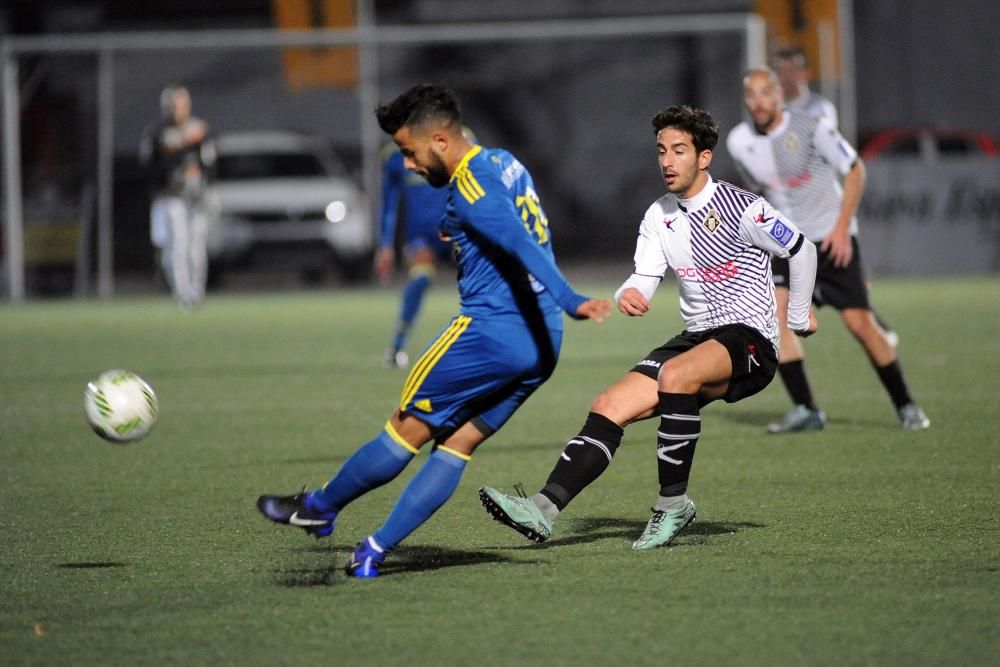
left=256, top=488, right=336, bottom=539
left=344, top=536, right=388, bottom=578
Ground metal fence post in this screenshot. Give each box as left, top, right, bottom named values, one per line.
left=96, top=47, right=115, bottom=298
left=2, top=48, right=25, bottom=302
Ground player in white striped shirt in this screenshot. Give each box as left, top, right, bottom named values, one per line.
left=727, top=68, right=929, bottom=432
left=774, top=46, right=900, bottom=349
left=481, top=105, right=818, bottom=550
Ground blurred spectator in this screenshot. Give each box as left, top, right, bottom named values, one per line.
left=139, top=86, right=216, bottom=309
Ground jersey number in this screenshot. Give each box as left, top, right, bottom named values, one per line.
left=516, top=188, right=549, bottom=245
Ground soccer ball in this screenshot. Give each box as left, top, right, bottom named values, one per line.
left=84, top=370, right=159, bottom=443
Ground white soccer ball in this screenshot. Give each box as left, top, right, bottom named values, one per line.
left=84, top=370, right=159, bottom=443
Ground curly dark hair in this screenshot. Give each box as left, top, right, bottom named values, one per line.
left=375, top=84, right=462, bottom=135
left=651, top=105, right=719, bottom=153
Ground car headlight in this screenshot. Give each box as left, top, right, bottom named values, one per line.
left=325, top=200, right=348, bottom=223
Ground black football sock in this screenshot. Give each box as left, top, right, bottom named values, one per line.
left=874, top=360, right=913, bottom=410
left=540, top=412, right=624, bottom=511
left=656, top=392, right=701, bottom=497
left=777, top=360, right=818, bottom=410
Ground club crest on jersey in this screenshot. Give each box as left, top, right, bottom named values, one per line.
left=785, top=133, right=800, bottom=151
left=702, top=209, right=722, bottom=233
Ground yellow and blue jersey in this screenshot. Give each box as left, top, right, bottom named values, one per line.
left=394, top=145, right=588, bottom=434
left=443, top=145, right=586, bottom=324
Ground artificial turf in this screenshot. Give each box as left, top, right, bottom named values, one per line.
left=1, top=276, right=997, bottom=665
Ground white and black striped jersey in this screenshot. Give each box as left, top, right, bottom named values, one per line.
left=726, top=109, right=858, bottom=241
left=614, top=176, right=811, bottom=353
left=787, top=90, right=838, bottom=127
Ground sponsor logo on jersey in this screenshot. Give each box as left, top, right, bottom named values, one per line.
left=786, top=171, right=813, bottom=188
left=702, top=209, right=722, bottom=233
left=500, top=159, right=526, bottom=189
left=785, top=133, right=801, bottom=151
left=663, top=216, right=677, bottom=231
left=637, top=359, right=661, bottom=368
left=769, top=220, right=795, bottom=247
left=754, top=208, right=773, bottom=225
left=674, top=261, right=739, bottom=282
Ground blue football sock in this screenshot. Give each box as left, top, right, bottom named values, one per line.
left=373, top=447, right=468, bottom=550
left=393, top=274, right=431, bottom=351
left=308, top=429, right=415, bottom=512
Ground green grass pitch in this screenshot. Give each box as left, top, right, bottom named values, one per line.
left=2, top=276, right=998, bottom=665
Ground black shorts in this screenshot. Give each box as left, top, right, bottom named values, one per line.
left=771, top=236, right=871, bottom=310
left=630, top=324, right=778, bottom=404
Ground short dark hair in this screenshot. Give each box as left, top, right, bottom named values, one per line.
left=651, top=105, right=719, bottom=153
left=773, top=46, right=807, bottom=68
left=375, top=84, right=462, bottom=135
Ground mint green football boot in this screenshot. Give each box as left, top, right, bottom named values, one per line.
left=479, top=484, right=552, bottom=543
left=631, top=499, right=697, bottom=550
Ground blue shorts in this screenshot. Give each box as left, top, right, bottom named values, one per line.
left=405, top=228, right=451, bottom=260
left=398, top=315, right=563, bottom=438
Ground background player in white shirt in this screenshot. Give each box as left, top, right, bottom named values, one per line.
left=727, top=68, right=929, bottom=432
left=480, top=105, right=818, bottom=550
left=774, top=46, right=900, bottom=348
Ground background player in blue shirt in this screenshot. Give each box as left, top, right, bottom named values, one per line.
left=375, top=143, right=451, bottom=368
left=257, top=84, right=611, bottom=578
left=375, top=125, right=477, bottom=368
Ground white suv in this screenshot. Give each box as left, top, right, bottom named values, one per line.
left=208, top=131, right=373, bottom=282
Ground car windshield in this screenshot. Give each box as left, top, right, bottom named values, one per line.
left=216, top=152, right=327, bottom=180
left=937, top=137, right=976, bottom=156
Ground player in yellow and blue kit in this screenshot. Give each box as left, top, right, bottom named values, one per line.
left=256, top=84, right=611, bottom=578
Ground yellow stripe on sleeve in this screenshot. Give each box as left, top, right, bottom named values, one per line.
left=449, top=145, right=482, bottom=184
left=459, top=172, right=484, bottom=203
left=455, top=175, right=477, bottom=204
left=464, top=170, right=486, bottom=198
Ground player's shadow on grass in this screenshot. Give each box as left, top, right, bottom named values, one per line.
left=188, top=454, right=348, bottom=470
left=496, top=516, right=764, bottom=550
left=274, top=545, right=526, bottom=586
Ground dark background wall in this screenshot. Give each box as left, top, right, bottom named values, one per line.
left=854, top=1, right=1000, bottom=139
left=3, top=0, right=998, bottom=277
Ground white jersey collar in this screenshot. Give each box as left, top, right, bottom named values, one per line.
left=677, top=174, right=716, bottom=212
